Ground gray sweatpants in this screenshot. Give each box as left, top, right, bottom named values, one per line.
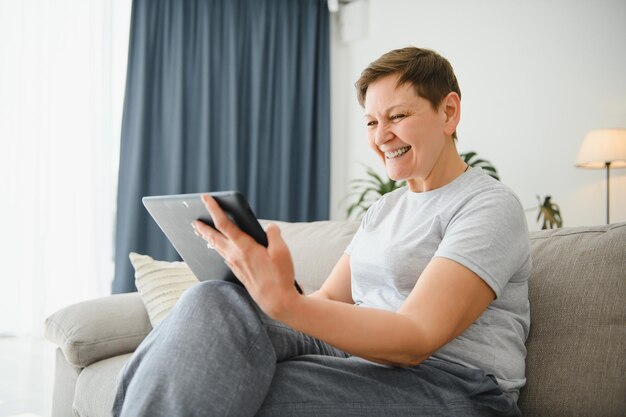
left=112, top=281, right=521, bottom=417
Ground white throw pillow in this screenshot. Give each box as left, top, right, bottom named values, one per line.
left=129, top=252, right=199, bottom=327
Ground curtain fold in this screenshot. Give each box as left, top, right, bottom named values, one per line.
left=112, top=0, right=330, bottom=293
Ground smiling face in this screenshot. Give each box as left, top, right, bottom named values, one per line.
left=364, top=74, right=462, bottom=192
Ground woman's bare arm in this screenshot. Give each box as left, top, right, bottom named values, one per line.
left=276, top=256, right=495, bottom=366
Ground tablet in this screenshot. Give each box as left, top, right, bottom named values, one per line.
left=143, top=191, right=303, bottom=294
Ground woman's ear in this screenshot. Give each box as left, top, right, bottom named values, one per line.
left=441, top=92, right=461, bottom=137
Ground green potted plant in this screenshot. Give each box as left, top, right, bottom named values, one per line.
left=460, top=151, right=499, bottom=181
left=536, top=195, right=563, bottom=229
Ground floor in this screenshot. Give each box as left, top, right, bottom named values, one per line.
left=0, top=337, right=55, bottom=417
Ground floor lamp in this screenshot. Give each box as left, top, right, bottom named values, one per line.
left=575, top=128, right=626, bottom=224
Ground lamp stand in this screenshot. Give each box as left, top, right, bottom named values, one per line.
left=605, top=161, right=610, bottom=224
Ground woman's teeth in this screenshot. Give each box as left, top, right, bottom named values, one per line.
left=385, top=146, right=411, bottom=159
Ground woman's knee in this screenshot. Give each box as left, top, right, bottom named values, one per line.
left=180, top=280, right=246, bottom=308
left=172, top=280, right=259, bottom=324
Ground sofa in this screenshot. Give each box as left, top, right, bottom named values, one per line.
left=45, top=220, right=626, bottom=417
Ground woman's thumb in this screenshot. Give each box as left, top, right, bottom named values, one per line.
left=265, top=223, right=286, bottom=254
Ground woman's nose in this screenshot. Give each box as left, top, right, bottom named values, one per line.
left=374, top=122, right=393, bottom=146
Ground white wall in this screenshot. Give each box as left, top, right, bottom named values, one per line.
left=329, top=0, right=626, bottom=230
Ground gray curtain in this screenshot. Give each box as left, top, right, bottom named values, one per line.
left=112, top=0, right=330, bottom=293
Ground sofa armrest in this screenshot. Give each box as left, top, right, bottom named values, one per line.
left=45, top=292, right=152, bottom=368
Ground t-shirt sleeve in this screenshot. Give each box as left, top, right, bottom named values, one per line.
left=434, top=189, right=531, bottom=298
left=344, top=223, right=362, bottom=255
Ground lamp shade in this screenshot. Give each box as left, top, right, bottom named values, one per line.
left=575, top=128, right=626, bottom=169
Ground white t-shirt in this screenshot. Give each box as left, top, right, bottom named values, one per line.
left=345, top=167, right=532, bottom=398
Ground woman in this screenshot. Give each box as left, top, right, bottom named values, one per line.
left=113, top=47, right=530, bottom=417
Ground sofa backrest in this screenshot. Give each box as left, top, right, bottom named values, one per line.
left=518, top=223, right=626, bottom=417
left=268, top=220, right=360, bottom=295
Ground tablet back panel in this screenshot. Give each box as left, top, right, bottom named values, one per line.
left=142, top=191, right=264, bottom=283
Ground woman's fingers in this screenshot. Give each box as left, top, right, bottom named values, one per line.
left=265, top=223, right=296, bottom=285
left=192, top=220, right=227, bottom=257
left=192, top=219, right=251, bottom=287
left=200, top=194, right=247, bottom=243
left=265, top=223, right=288, bottom=258
left=193, top=194, right=256, bottom=260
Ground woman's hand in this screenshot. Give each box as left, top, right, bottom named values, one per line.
left=191, top=194, right=301, bottom=319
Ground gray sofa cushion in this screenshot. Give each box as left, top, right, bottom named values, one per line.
left=73, top=353, right=132, bottom=417
left=51, top=348, right=81, bottom=417
left=518, top=223, right=626, bottom=417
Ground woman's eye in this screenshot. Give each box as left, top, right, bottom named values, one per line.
left=366, top=120, right=377, bottom=127
left=391, top=114, right=406, bottom=121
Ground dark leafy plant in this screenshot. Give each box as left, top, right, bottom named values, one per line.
left=345, top=165, right=406, bottom=220
left=536, top=195, right=563, bottom=229
left=460, top=151, right=500, bottom=181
